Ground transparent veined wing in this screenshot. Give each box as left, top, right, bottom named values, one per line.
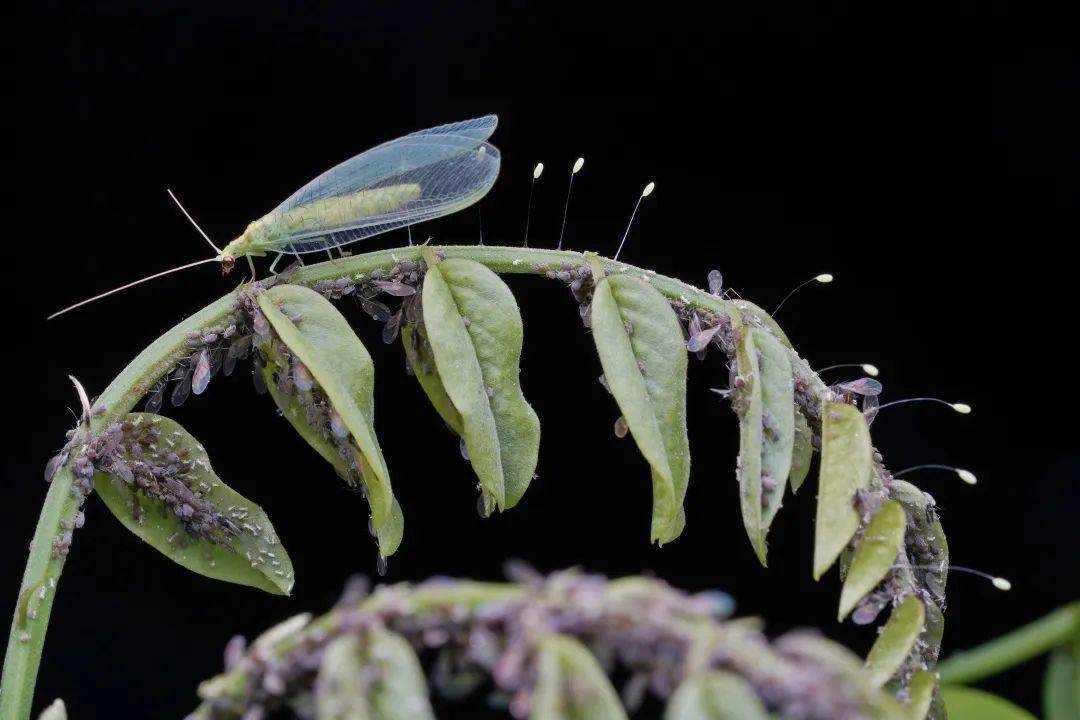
left=255, top=115, right=500, bottom=254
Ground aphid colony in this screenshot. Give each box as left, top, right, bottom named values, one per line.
left=192, top=568, right=893, bottom=720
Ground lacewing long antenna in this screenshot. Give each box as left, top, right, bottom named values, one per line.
left=894, top=464, right=978, bottom=485
left=773, top=273, right=833, bottom=315
left=523, top=162, right=543, bottom=247
left=167, top=188, right=222, bottom=255
left=47, top=257, right=221, bottom=320
left=557, top=157, right=584, bottom=250
left=818, top=362, right=880, bottom=377
left=614, top=181, right=655, bottom=261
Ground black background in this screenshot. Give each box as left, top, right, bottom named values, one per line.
left=11, top=2, right=1077, bottom=718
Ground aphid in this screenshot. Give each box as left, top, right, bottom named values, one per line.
left=382, top=310, right=403, bottom=344
left=707, top=270, right=724, bottom=296
left=613, top=416, right=629, bottom=438
left=328, top=411, right=348, bottom=439
left=614, top=181, right=655, bottom=261
left=836, top=377, right=883, bottom=397
left=292, top=361, right=314, bottom=392
left=48, top=116, right=502, bottom=319
left=44, top=454, right=66, bottom=483
left=459, top=437, right=470, bottom=461
left=557, top=157, right=585, bottom=250
left=191, top=349, right=212, bottom=396
left=171, top=371, right=192, bottom=407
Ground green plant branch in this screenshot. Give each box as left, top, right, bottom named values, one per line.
left=192, top=568, right=903, bottom=719
left=938, top=601, right=1080, bottom=685
left=3, top=245, right=917, bottom=719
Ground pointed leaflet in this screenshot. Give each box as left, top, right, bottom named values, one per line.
left=316, top=631, right=435, bottom=720
left=401, top=322, right=464, bottom=435
left=789, top=409, right=813, bottom=493
left=257, top=285, right=402, bottom=558
left=813, top=402, right=873, bottom=579
left=419, top=247, right=540, bottom=510
left=941, top=686, right=1038, bottom=720
left=94, top=413, right=293, bottom=595
left=839, top=500, right=907, bottom=620
left=734, top=327, right=795, bottom=564
left=589, top=260, right=690, bottom=544
left=531, top=634, right=628, bottom=720
left=665, top=672, right=769, bottom=720
left=865, top=595, right=926, bottom=688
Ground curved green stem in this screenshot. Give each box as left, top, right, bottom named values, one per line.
left=938, top=602, right=1080, bottom=685
left=0, top=245, right=824, bottom=719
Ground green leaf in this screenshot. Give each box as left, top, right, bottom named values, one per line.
left=316, top=634, right=372, bottom=719
left=257, top=284, right=402, bottom=558
left=36, top=699, right=66, bottom=720
left=904, top=670, right=937, bottom=720
left=942, top=686, right=1037, bottom=720
left=419, top=248, right=541, bottom=510
left=401, top=322, right=464, bottom=435
left=589, top=265, right=690, bottom=544
left=315, top=631, right=435, bottom=720
left=865, top=595, right=926, bottom=688
left=368, top=630, right=436, bottom=720
left=789, top=409, right=814, bottom=493
left=839, top=500, right=906, bottom=620
left=733, top=327, right=794, bottom=564
left=95, top=413, right=293, bottom=595
left=665, top=671, right=769, bottom=720
left=813, top=402, right=872, bottom=579
left=1044, top=646, right=1079, bottom=720
left=532, top=635, right=628, bottom=720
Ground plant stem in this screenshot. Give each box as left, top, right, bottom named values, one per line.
left=937, top=602, right=1080, bottom=685
left=0, top=245, right=826, bottom=718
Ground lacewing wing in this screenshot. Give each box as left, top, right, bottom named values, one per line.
left=224, top=116, right=501, bottom=259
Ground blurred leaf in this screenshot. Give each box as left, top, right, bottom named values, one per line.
left=865, top=596, right=925, bottom=688
left=588, top=264, right=689, bottom=545
left=95, top=413, right=293, bottom=595
left=420, top=248, right=540, bottom=510
left=733, top=328, right=794, bottom=564
left=401, top=322, right=464, bottom=435
left=941, top=686, right=1036, bottom=720
left=905, top=670, right=936, bottom=720
left=532, top=634, right=628, bottom=720
left=813, top=402, right=872, bottom=579
left=665, top=671, right=769, bottom=720
left=1044, top=646, right=1080, bottom=720
left=839, top=501, right=906, bottom=620
left=316, top=631, right=435, bottom=720
left=367, top=630, right=435, bottom=720
left=258, top=284, right=401, bottom=557
left=316, top=635, right=371, bottom=720
left=789, top=409, right=813, bottom=493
